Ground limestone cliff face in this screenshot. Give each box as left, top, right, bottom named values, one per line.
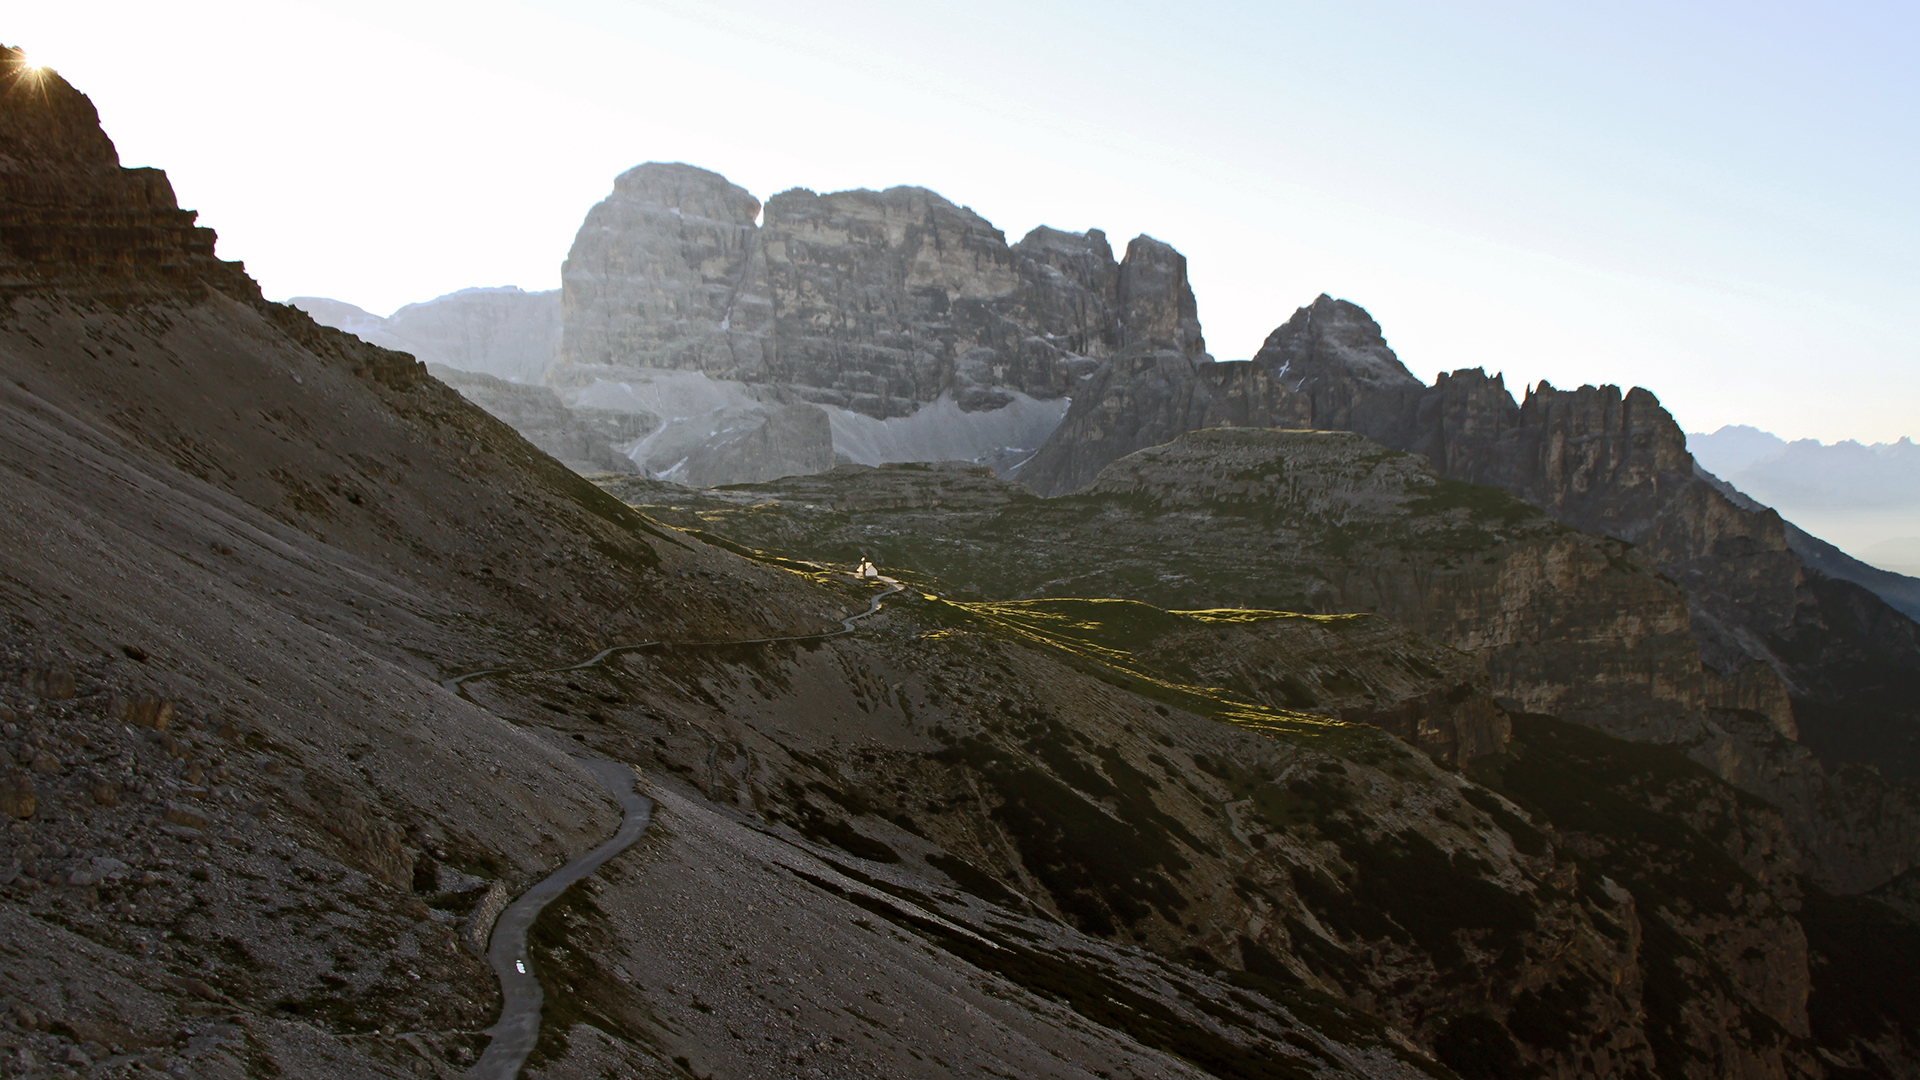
left=1114, top=234, right=1206, bottom=356
left=559, top=163, right=772, bottom=379
left=1016, top=294, right=1920, bottom=897
left=1025, top=294, right=1920, bottom=764
left=1253, top=295, right=1425, bottom=437
left=1020, top=294, right=1411, bottom=494
left=1299, top=364, right=1920, bottom=793
left=555, top=163, right=1209, bottom=426
left=761, top=184, right=1023, bottom=416
left=0, top=51, right=256, bottom=303
left=1012, top=354, right=1310, bottom=494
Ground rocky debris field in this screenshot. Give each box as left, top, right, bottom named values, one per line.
left=0, top=629, right=516, bottom=1078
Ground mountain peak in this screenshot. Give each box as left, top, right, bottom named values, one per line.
left=1252, top=294, right=1419, bottom=391
left=0, top=44, right=256, bottom=301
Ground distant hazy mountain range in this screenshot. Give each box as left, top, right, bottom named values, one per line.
left=1688, top=425, right=1920, bottom=575
left=288, top=287, right=558, bottom=385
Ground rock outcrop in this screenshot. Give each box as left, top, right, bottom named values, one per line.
left=1026, top=294, right=1920, bottom=760
left=1012, top=295, right=1920, bottom=900
left=0, top=54, right=256, bottom=304
left=551, top=163, right=1211, bottom=477
left=1011, top=352, right=1308, bottom=494
left=559, top=163, right=772, bottom=379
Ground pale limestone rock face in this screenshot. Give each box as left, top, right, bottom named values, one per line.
left=755, top=194, right=1208, bottom=419
left=551, top=164, right=1211, bottom=480
left=760, top=184, right=1024, bottom=417
left=1114, top=235, right=1206, bottom=356
left=1021, top=294, right=1424, bottom=498
left=559, top=163, right=771, bottom=380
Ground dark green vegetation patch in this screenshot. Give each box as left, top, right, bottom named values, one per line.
left=525, top=878, right=661, bottom=1067
left=1469, top=715, right=1790, bottom=1074
left=935, top=721, right=1196, bottom=936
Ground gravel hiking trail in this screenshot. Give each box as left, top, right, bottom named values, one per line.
left=458, top=574, right=902, bottom=1078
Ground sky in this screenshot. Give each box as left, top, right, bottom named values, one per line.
left=12, top=0, right=1919, bottom=443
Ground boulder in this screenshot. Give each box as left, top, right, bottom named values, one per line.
left=0, top=772, right=34, bottom=818
left=108, top=694, right=173, bottom=730
left=21, top=666, right=75, bottom=699
left=162, top=801, right=208, bottom=829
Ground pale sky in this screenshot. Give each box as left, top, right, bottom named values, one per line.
left=14, top=0, right=1919, bottom=443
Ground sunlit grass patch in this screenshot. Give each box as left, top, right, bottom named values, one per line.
left=910, top=593, right=1403, bottom=759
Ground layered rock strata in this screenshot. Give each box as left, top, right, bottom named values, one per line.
left=558, top=163, right=772, bottom=380
left=553, top=162, right=1210, bottom=474
left=0, top=55, right=256, bottom=304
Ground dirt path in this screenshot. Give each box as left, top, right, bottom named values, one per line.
left=456, top=575, right=902, bottom=1078
left=464, top=758, right=652, bottom=1080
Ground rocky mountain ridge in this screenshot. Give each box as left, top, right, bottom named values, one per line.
left=560, top=163, right=1207, bottom=417
left=1023, top=295, right=1920, bottom=781
left=300, top=162, right=1216, bottom=489
left=539, top=162, right=1213, bottom=480
left=608, top=429, right=1920, bottom=894
left=289, top=288, right=561, bottom=386
left=11, top=48, right=1919, bottom=1080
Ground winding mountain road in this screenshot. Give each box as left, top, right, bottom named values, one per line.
left=454, top=574, right=903, bottom=1079
left=465, top=759, right=652, bottom=1080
